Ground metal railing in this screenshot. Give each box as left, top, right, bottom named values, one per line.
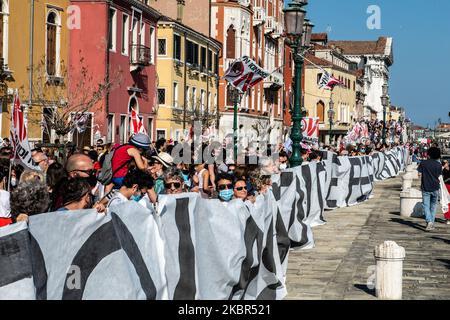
left=130, top=45, right=152, bottom=66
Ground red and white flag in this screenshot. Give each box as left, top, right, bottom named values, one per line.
left=130, top=108, right=147, bottom=135
left=301, top=117, right=320, bottom=143
left=10, top=91, right=40, bottom=170
left=224, top=56, right=270, bottom=93
left=318, top=72, right=342, bottom=90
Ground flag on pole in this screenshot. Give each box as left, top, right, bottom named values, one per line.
left=130, top=108, right=147, bottom=135
left=10, top=91, right=40, bottom=170
left=224, top=56, right=270, bottom=93
left=318, top=72, right=342, bottom=90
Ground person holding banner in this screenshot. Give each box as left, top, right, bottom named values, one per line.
left=442, top=160, right=450, bottom=224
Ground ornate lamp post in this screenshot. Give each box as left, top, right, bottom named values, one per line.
left=283, top=0, right=310, bottom=167
left=328, top=98, right=335, bottom=145
left=381, top=82, right=389, bottom=145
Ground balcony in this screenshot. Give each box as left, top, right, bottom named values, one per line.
left=238, top=0, right=250, bottom=7
left=253, top=7, right=266, bottom=26
left=130, top=45, right=151, bottom=71
left=0, top=58, right=12, bottom=80
left=272, top=22, right=283, bottom=39
left=264, top=16, right=275, bottom=34
left=263, top=71, right=283, bottom=90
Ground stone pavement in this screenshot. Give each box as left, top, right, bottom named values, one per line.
left=286, top=174, right=450, bottom=300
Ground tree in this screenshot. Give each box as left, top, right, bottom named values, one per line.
left=26, top=55, right=123, bottom=143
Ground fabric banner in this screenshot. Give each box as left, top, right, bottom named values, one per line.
left=0, top=148, right=408, bottom=300
left=224, top=56, right=270, bottom=93
left=301, top=118, right=320, bottom=144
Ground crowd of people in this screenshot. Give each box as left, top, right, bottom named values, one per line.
left=0, top=131, right=446, bottom=231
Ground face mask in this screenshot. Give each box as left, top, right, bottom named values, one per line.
left=181, top=173, right=190, bottom=182
left=219, top=189, right=234, bottom=202
left=279, top=163, right=287, bottom=170
left=10, top=177, right=17, bottom=187
left=131, top=194, right=143, bottom=202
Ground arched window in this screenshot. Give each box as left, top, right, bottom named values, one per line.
left=46, top=10, right=60, bottom=76
left=226, top=25, right=235, bottom=59
left=316, top=101, right=325, bottom=122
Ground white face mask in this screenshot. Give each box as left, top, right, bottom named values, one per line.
left=10, top=177, right=17, bottom=187
left=279, top=163, right=287, bottom=171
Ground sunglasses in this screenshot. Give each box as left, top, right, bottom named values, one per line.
left=73, top=169, right=96, bottom=176
left=165, top=182, right=182, bottom=189
left=235, top=186, right=247, bottom=191
left=218, top=184, right=233, bottom=191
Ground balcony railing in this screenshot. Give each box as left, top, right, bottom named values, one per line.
left=272, top=22, right=283, bottom=39
left=130, top=45, right=152, bottom=67
left=253, top=7, right=266, bottom=26
left=264, top=16, right=275, bottom=34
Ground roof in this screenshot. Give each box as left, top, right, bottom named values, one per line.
left=311, top=33, right=328, bottom=42
left=304, top=54, right=359, bottom=76
left=328, top=37, right=388, bottom=55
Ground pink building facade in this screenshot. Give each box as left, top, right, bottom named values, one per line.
left=70, top=0, right=161, bottom=146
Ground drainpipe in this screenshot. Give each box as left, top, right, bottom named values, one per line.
left=28, top=0, right=35, bottom=111
left=106, top=0, right=111, bottom=143
left=183, top=31, right=187, bottom=130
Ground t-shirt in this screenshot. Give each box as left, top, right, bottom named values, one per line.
left=111, top=145, right=135, bottom=178
left=0, top=190, right=11, bottom=218
left=418, top=160, right=442, bottom=192
left=107, top=192, right=129, bottom=208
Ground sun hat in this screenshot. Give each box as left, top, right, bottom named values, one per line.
left=152, top=152, right=174, bottom=168
left=129, top=133, right=151, bottom=150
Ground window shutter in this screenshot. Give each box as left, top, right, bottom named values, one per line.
left=226, top=26, right=235, bottom=59
left=47, top=24, right=57, bottom=75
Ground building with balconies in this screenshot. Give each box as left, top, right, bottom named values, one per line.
left=154, top=16, right=221, bottom=141
left=70, top=0, right=161, bottom=144
left=211, top=0, right=285, bottom=146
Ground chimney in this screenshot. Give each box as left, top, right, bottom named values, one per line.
left=177, top=0, right=185, bottom=23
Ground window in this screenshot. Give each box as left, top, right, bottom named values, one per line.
left=207, top=49, right=213, bottom=72
left=131, top=17, right=139, bottom=61
left=156, top=130, right=166, bottom=140
left=186, top=40, right=199, bottom=65
left=46, top=11, right=60, bottom=76
left=108, top=8, right=117, bottom=51
left=140, top=21, right=146, bottom=47
left=200, top=90, right=205, bottom=113
left=158, top=39, right=167, bottom=55
left=120, top=115, right=127, bottom=144
left=173, top=34, right=181, bottom=60
left=226, top=25, right=236, bottom=59
left=173, top=83, right=179, bottom=108
left=316, top=101, right=325, bottom=122
left=147, top=118, right=153, bottom=141
left=191, top=87, right=197, bottom=110
left=157, top=88, right=166, bottom=105
left=186, top=86, right=190, bottom=109
left=150, top=27, right=155, bottom=64
left=107, top=114, right=114, bottom=143
left=122, top=14, right=129, bottom=55
left=214, top=53, right=219, bottom=75
left=200, top=47, right=206, bottom=70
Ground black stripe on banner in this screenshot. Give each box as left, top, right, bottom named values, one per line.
left=291, top=175, right=309, bottom=248
left=62, top=221, right=121, bottom=300
left=316, top=164, right=325, bottom=221
left=0, top=229, right=33, bottom=287
left=256, top=282, right=283, bottom=300
left=110, top=212, right=157, bottom=300
left=173, top=198, right=196, bottom=300
left=301, top=166, right=312, bottom=217
left=271, top=182, right=281, bottom=201
left=361, top=177, right=371, bottom=185
left=229, top=217, right=263, bottom=300
left=30, top=234, right=48, bottom=300
left=280, top=172, right=294, bottom=187
left=275, top=210, right=290, bottom=265
left=326, top=177, right=339, bottom=208
left=332, top=154, right=341, bottom=165
left=346, top=157, right=362, bottom=205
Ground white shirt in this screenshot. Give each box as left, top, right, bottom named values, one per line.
left=0, top=190, right=11, bottom=218
left=107, top=192, right=129, bottom=208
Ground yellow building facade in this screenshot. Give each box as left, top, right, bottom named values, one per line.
left=0, top=0, right=69, bottom=142
left=155, top=17, right=221, bottom=141
left=304, top=56, right=356, bottom=143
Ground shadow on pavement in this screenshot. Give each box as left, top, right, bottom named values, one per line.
left=354, top=284, right=376, bottom=297
left=390, top=218, right=425, bottom=231
left=389, top=211, right=400, bottom=216
left=436, top=259, right=450, bottom=270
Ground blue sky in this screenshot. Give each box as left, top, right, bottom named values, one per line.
left=285, top=0, right=450, bottom=127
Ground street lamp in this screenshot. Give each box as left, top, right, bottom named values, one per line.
left=328, top=99, right=335, bottom=145
left=381, top=82, right=389, bottom=145
left=283, top=1, right=308, bottom=167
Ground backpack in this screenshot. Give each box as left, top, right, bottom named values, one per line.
left=97, top=145, right=130, bottom=185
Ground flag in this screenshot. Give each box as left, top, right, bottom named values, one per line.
left=301, top=117, right=320, bottom=143
left=224, top=56, right=270, bottom=93
left=318, top=72, right=342, bottom=90
left=10, top=91, right=40, bottom=170
left=130, top=108, right=147, bottom=135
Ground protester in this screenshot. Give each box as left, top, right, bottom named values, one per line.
left=10, top=180, right=50, bottom=223
left=32, top=151, right=50, bottom=173
left=192, top=163, right=211, bottom=198
left=278, top=151, right=290, bottom=170
left=418, top=147, right=442, bottom=231
left=58, top=178, right=97, bottom=212
left=0, top=166, right=11, bottom=227
left=111, top=133, right=150, bottom=189
left=149, top=152, right=174, bottom=195
left=233, top=178, right=248, bottom=201
left=108, top=169, right=154, bottom=208
left=216, top=173, right=234, bottom=203
left=19, top=170, right=45, bottom=184
left=442, top=160, right=450, bottom=224
left=164, top=169, right=185, bottom=195
left=66, top=154, right=97, bottom=187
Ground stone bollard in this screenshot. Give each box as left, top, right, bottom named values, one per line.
left=400, top=188, right=422, bottom=217
left=374, top=241, right=406, bottom=300
left=401, top=172, right=415, bottom=191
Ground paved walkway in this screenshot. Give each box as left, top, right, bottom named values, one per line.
left=286, top=174, right=450, bottom=300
